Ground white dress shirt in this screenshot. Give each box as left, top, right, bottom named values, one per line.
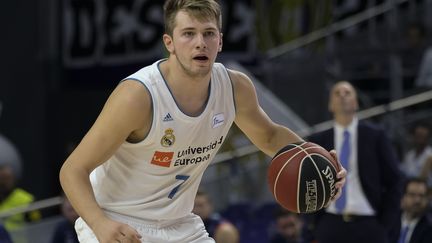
left=400, top=215, right=420, bottom=243
left=326, top=117, right=376, bottom=215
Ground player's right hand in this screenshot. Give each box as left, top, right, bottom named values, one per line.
left=93, top=217, right=142, bottom=243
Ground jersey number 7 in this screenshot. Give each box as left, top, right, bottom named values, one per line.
left=168, top=174, right=190, bottom=199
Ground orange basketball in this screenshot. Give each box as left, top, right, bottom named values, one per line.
left=267, top=142, right=340, bottom=213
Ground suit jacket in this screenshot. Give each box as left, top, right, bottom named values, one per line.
left=308, top=121, right=403, bottom=240
left=409, top=215, right=432, bottom=243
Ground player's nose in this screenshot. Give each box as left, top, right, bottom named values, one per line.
left=195, top=34, right=207, bottom=49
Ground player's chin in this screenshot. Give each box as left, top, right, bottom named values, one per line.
left=192, top=60, right=211, bottom=69
left=192, top=65, right=212, bottom=76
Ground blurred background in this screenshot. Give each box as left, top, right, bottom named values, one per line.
left=0, top=0, right=431, bottom=242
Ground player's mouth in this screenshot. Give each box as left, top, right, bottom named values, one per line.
left=193, top=55, right=209, bottom=62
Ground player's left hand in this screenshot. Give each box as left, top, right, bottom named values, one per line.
left=326, top=149, right=347, bottom=206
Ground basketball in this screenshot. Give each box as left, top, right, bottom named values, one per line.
left=267, top=141, right=340, bottom=213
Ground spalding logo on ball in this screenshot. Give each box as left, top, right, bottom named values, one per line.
left=267, top=142, right=340, bottom=213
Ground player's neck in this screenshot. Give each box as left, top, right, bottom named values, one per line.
left=161, top=58, right=211, bottom=91
left=160, top=59, right=211, bottom=116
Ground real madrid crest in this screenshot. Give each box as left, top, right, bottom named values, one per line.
left=161, top=128, right=175, bottom=147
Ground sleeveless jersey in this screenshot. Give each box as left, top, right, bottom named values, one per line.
left=90, top=60, right=236, bottom=220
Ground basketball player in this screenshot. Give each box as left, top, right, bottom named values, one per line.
left=59, top=1, right=346, bottom=242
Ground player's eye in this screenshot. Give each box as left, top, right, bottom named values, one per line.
left=204, top=31, right=215, bottom=37
left=183, top=31, right=194, bottom=37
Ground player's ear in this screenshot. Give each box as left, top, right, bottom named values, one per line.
left=218, top=33, right=223, bottom=52
left=163, top=34, right=174, bottom=54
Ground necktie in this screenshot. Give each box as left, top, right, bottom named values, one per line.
left=335, top=130, right=350, bottom=213
left=398, top=225, right=409, bottom=243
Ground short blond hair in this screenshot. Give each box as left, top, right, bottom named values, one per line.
left=163, top=0, right=222, bottom=36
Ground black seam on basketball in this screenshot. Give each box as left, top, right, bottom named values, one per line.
left=301, top=147, right=339, bottom=171
left=273, top=149, right=305, bottom=204
left=271, top=142, right=337, bottom=213
left=308, top=152, right=338, bottom=171
left=297, top=156, right=308, bottom=213
left=308, top=152, right=338, bottom=209
left=273, top=144, right=320, bottom=201
left=272, top=142, right=307, bottom=161
left=272, top=143, right=322, bottom=163
left=297, top=146, right=332, bottom=212
left=305, top=153, right=327, bottom=211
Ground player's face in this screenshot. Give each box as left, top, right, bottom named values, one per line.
left=401, top=182, right=428, bottom=218
left=163, top=11, right=222, bottom=78
left=329, top=82, right=359, bottom=115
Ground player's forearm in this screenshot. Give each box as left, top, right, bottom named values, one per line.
left=252, top=124, right=303, bottom=157
left=267, top=125, right=304, bottom=156
left=59, top=163, right=107, bottom=229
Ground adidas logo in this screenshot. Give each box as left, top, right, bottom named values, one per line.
left=163, top=113, right=174, bottom=122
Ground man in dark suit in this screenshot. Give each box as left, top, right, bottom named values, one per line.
left=302, top=81, right=403, bottom=243
left=399, top=178, right=432, bottom=243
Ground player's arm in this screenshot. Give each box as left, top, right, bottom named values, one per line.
left=214, top=222, right=240, bottom=243
left=230, top=70, right=346, bottom=201
left=59, top=80, right=147, bottom=243
left=229, top=69, right=303, bottom=157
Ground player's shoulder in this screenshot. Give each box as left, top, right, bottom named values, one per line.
left=123, top=59, right=163, bottom=83
left=225, top=68, right=254, bottom=93
left=116, top=79, right=150, bottom=97
left=109, top=79, right=151, bottom=113
left=226, top=68, right=249, bottom=81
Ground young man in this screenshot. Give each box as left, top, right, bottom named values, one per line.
left=59, top=1, right=346, bottom=242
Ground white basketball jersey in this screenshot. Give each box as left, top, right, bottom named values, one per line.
left=90, top=60, right=236, bottom=220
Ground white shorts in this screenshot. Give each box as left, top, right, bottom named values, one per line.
left=75, top=211, right=215, bottom=243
